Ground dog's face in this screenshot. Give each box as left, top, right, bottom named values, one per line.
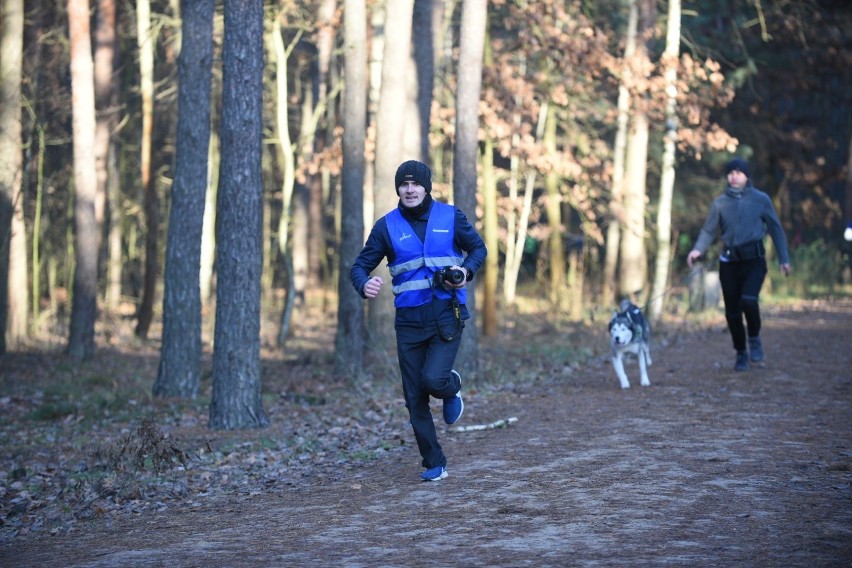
left=609, top=317, right=634, bottom=347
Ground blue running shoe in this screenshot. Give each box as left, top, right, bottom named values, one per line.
left=735, top=350, right=749, bottom=371
left=421, top=466, right=448, bottom=481
left=443, top=370, right=464, bottom=424
left=748, top=337, right=764, bottom=362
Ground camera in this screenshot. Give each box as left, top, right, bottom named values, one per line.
left=435, top=267, right=466, bottom=287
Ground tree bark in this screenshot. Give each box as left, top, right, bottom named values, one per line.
left=603, top=0, right=637, bottom=306
left=543, top=104, right=567, bottom=311
left=0, top=0, right=26, bottom=353
left=66, top=0, right=100, bottom=361
left=452, top=0, right=487, bottom=373
left=335, top=0, right=368, bottom=376
left=368, top=0, right=414, bottom=346
left=649, top=0, right=681, bottom=322
left=618, top=0, right=654, bottom=302
left=135, top=0, right=159, bottom=338
left=155, top=0, right=214, bottom=399
left=210, top=0, right=268, bottom=430
left=481, top=137, right=498, bottom=336
left=94, top=0, right=119, bottom=313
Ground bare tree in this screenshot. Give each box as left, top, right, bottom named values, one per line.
left=155, top=0, right=215, bottom=399
left=452, top=0, right=487, bottom=372
left=135, top=0, right=158, bottom=338
left=619, top=0, right=655, bottom=302
left=0, top=0, right=26, bottom=354
left=368, top=0, right=414, bottom=345
left=411, top=0, right=435, bottom=161
left=94, top=0, right=120, bottom=313
left=66, top=0, right=100, bottom=361
left=335, top=0, right=368, bottom=375
left=649, top=0, right=681, bottom=321
left=209, top=0, right=268, bottom=430
left=603, top=0, right=638, bottom=306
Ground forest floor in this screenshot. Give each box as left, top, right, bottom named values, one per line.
left=0, top=296, right=850, bottom=567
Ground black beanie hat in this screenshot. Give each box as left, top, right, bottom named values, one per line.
left=725, top=157, right=750, bottom=178
left=395, top=160, right=432, bottom=194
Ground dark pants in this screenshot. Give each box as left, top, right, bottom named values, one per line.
left=719, top=258, right=767, bottom=351
left=395, top=305, right=463, bottom=470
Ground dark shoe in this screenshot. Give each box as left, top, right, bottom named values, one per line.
left=420, top=466, right=448, bottom=481
left=735, top=350, right=749, bottom=371
left=442, top=370, right=464, bottom=425
left=748, top=337, right=764, bottom=362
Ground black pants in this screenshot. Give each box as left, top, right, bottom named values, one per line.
left=395, top=308, right=463, bottom=470
left=719, top=258, right=767, bottom=351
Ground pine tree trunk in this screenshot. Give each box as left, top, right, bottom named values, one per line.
left=452, top=0, right=487, bottom=373
left=155, top=0, right=214, bottom=399
left=335, top=0, right=368, bottom=376
left=135, top=0, right=158, bottom=338
left=66, top=0, right=100, bottom=361
left=210, top=0, right=268, bottom=430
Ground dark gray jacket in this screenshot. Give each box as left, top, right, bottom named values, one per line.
left=693, top=184, right=790, bottom=265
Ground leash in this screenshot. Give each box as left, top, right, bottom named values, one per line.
left=638, top=260, right=719, bottom=313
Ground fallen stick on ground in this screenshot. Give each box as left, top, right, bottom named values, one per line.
left=452, top=416, right=518, bottom=432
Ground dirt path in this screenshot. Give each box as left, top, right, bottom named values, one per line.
left=3, top=301, right=851, bottom=567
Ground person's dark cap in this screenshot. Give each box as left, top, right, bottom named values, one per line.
left=395, top=160, right=432, bottom=194
left=725, top=157, right=750, bottom=178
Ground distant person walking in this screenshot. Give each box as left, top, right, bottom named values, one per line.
left=351, top=160, right=487, bottom=481
left=687, top=157, right=791, bottom=371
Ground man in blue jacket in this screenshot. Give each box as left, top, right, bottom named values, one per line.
left=687, top=157, right=792, bottom=371
left=351, top=160, right=487, bottom=481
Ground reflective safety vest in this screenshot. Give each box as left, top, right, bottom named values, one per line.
left=386, top=201, right=466, bottom=308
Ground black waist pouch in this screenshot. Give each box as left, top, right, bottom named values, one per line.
left=723, top=240, right=765, bottom=261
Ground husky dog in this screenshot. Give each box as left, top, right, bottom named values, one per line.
left=608, top=300, right=652, bottom=389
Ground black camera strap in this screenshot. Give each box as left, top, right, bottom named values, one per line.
left=433, top=286, right=463, bottom=342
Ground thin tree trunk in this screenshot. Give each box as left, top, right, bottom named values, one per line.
left=93, top=0, right=115, bottom=230
left=649, top=0, right=681, bottom=322
left=481, top=137, right=498, bottom=336
left=504, top=103, right=545, bottom=306
left=544, top=104, right=567, bottom=310
left=269, top=20, right=298, bottom=343
left=619, top=0, right=654, bottom=302
left=66, top=0, right=100, bottom=361
left=335, top=0, right=368, bottom=375
left=95, top=0, right=120, bottom=313
left=412, top=0, right=435, bottom=161
left=199, top=128, right=219, bottom=304
left=135, top=0, right=158, bottom=338
left=603, top=0, right=637, bottom=306
left=452, top=0, right=487, bottom=373
left=0, top=0, right=26, bottom=353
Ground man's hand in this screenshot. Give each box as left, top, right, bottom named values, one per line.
left=780, top=263, right=791, bottom=277
left=686, top=249, right=702, bottom=269
left=444, top=265, right=468, bottom=290
left=363, top=276, right=383, bottom=298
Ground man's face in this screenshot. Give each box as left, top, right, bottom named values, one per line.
left=727, top=169, right=748, bottom=190
left=398, top=180, right=427, bottom=208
